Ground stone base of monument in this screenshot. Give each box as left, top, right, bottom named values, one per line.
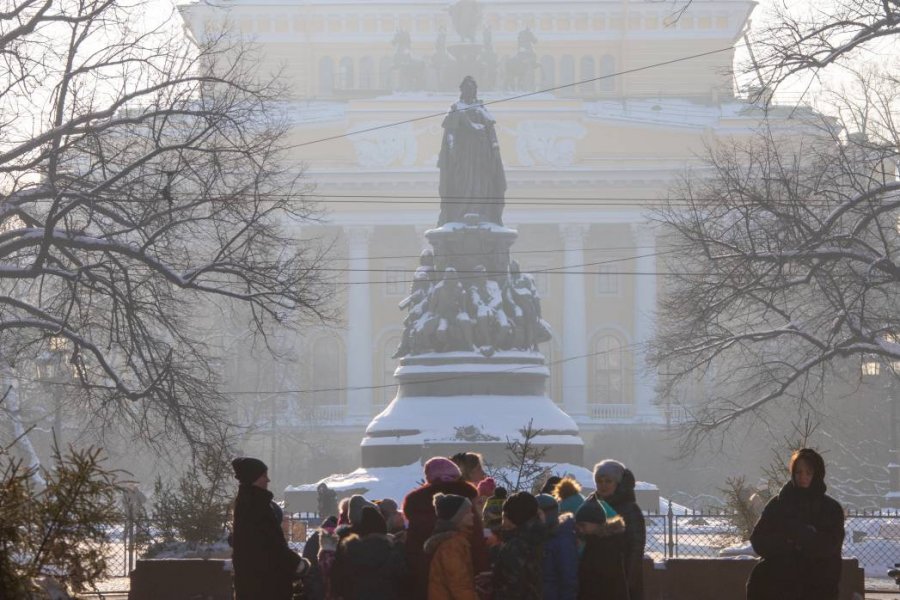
left=361, top=350, right=583, bottom=468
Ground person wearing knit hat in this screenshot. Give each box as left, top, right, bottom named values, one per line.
left=231, top=456, right=268, bottom=486
left=575, top=498, right=628, bottom=600
left=334, top=506, right=407, bottom=599
left=747, top=448, right=844, bottom=600
left=537, top=494, right=577, bottom=600
left=588, top=460, right=645, bottom=600
left=425, top=456, right=463, bottom=484
left=230, top=456, right=305, bottom=600
left=476, top=476, right=496, bottom=498
left=403, top=457, right=488, bottom=600
left=424, top=493, right=479, bottom=600
left=540, top=475, right=562, bottom=495
left=493, top=491, right=544, bottom=599
left=348, top=494, right=378, bottom=529
left=553, top=476, right=586, bottom=516
left=376, top=498, right=407, bottom=537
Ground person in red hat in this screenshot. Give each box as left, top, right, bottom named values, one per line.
left=230, top=457, right=308, bottom=600
left=403, top=457, right=489, bottom=600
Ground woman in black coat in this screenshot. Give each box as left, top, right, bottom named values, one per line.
left=231, top=457, right=306, bottom=600
left=747, top=448, right=845, bottom=600
left=587, top=460, right=646, bottom=600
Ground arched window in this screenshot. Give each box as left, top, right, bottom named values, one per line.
left=310, top=336, right=343, bottom=406
left=599, top=55, right=615, bottom=92
left=359, top=56, right=375, bottom=89
left=319, top=56, right=334, bottom=96
left=540, top=55, right=555, bottom=89
left=580, top=56, right=595, bottom=93
left=591, top=333, right=626, bottom=405
left=338, top=57, right=354, bottom=89
left=380, top=333, right=401, bottom=408
left=559, top=55, right=575, bottom=88
left=379, top=56, right=393, bottom=89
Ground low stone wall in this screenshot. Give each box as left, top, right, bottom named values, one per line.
left=128, top=558, right=232, bottom=600
left=127, top=555, right=865, bottom=600
left=642, top=557, right=865, bottom=600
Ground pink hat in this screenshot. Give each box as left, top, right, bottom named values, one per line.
left=424, top=457, right=462, bottom=484
left=476, top=477, right=496, bottom=497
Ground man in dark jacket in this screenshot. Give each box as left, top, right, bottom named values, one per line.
left=747, top=448, right=845, bottom=600
left=492, top=491, right=545, bottom=600
left=587, top=460, right=645, bottom=600
left=231, top=457, right=307, bottom=600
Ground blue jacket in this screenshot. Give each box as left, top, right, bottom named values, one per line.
left=542, top=514, right=578, bottom=600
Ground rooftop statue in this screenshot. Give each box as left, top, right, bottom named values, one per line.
left=437, top=76, right=506, bottom=226
left=448, top=0, right=482, bottom=43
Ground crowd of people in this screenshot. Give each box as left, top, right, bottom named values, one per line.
left=230, top=447, right=844, bottom=600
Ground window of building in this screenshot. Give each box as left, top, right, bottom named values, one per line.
left=379, top=56, right=393, bottom=89
left=385, top=266, right=407, bottom=296
left=580, top=56, right=595, bottom=93
left=599, top=55, right=615, bottom=92
left=310, top=336, right=343, bottom=406
left=338, top=57, right=354, bottom=90
left=540, top=55, right=555, bottom=89
left=591, top=333, right=626, bottom=404
left=596, top=264, right=619, bottom=295
left=319, top=57, right=334, bottom=95
left=359, top=56, right=375, bottom=89
left=560, top=55, right=575, bottom=88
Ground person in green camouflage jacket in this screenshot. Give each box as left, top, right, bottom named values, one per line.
left=491, top=492, right=545, bottom=600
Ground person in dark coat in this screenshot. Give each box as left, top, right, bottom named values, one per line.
left=333, top=506, right=407, bottom=600
left=230, top=457, right=308, bottom=600
left=747, top=448, right=845, bottom=600
left=536, top=494, right=577, bottom=600
left=303, top=516, right=338, bottom=600
left=403, top=457, right=490, bottom=600
left=574, top=498, right=628, bottom=600
left=587, top=460, right=645, bottom=600
left=492, top=492, right=545, bottom=600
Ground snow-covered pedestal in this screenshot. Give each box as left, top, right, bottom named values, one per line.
left=362, top=350, right=584, bottom=467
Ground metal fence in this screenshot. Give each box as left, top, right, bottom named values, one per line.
left=646, top=503, right=900, bottom=580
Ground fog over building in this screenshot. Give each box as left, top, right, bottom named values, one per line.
left=176, top=0, right=813, bottom=494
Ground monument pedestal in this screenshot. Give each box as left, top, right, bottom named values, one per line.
left=362, top=350, right=583, bottom=468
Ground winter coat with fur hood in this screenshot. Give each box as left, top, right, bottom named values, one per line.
left=425, top=529, right=479, bottom=600
left=542, top=513, right=578, bottom=600
left=747, top=479, right=844, bottom=600
left=403, top=480, right=488, bottom=600
left=586, top=469, right=645, bottom=600
left=231, top=484, right=302, bottom=600
left=576, top=510, right=628, bottom=600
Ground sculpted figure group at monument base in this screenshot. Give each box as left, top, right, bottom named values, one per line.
left=394, top=254, right=552, bottom=358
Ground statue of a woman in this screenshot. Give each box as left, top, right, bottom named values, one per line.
left=437, top=76, right=506, bottom=226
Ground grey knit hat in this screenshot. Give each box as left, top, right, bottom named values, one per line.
left=348, top=494, right=377, bottom=527
left=593, top=459, right=626, bottom=484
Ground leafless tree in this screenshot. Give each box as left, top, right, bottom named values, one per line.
left=650, top=73, right=900, bottom=450
left=0, top=1, right=331, bottom=454
left=748, top=0, right=900, bottom=92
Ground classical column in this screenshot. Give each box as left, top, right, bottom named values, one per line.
left=346, top=226, right=374, bottom=421
left=560, top=224, right=589, bottom=418
left=631, top=222, right=659, bottom=420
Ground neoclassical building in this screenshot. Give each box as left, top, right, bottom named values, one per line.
left=179, top=0, right=798, bottom=487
